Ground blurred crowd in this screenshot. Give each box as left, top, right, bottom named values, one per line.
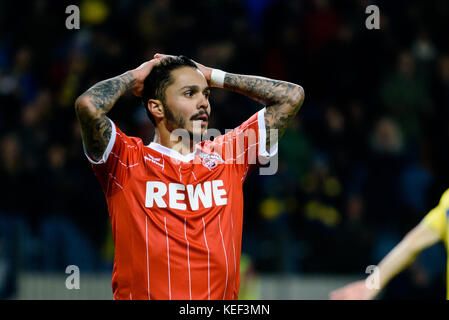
left=1, top=0, right=449, bottom=299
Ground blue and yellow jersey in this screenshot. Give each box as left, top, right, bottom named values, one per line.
left=422, top=188, right=449, bottom=299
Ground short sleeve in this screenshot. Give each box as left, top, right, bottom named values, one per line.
left=209, top=108, right=278, bottom=182
left=422, top=189, right=449, bottom=239
left=83, top=119, right=141, bottom=195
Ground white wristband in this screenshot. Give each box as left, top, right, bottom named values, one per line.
left=210, top=69, right=226, bottom=88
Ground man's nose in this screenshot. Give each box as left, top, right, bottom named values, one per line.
left=197, top=95, right=209, bottom=109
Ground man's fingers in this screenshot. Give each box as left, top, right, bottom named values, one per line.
left=154, top=53, right=166, bottom=59
left=329, top=290, right=343, bottom=300
left=151, top=58, right=161, bottom=66
left=330, top=286, right=355, bottom=300
left=154, top=53, right=176, bottom=60
left=135, top=59, right=160, bottom=76
left=136, top=59, right=155, bottom=70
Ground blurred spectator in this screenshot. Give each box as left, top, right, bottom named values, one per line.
left=380, top=52, right=430, bottom=142
left=303, top=0, right=341, bottom=55
left=364, top=117, right=407, bottom=229
left=411, top=29, right=437, bottom=80
left=238, top=253, right=261, bottom=300
left=429, top=55, right=449, bottom=189
left=332, top=194, right=372, bottom=273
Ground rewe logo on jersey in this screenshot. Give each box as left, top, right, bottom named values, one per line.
left=145, top=180, right=228, bottom=211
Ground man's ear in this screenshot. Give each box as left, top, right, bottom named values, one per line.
left=148, top=99, right=164, bottom=122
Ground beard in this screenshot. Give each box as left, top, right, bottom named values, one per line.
left=164, top=104, right=203, bottom=143
left=164, top=104, right=209, bottom=142
left=164, top=104, right=186, bottom=130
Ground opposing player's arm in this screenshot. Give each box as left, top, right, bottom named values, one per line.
left=223, top=74, right=305, bottom=150
left=74, top=59, right=159, bottom=161
left=329, top=220, right=442, bottom=300
left=374, top=219, right=442, bottom=286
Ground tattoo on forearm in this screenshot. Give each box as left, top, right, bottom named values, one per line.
left=78, top=71, right=135, bottom=113
left=224, top=73, right=304, bottom=149
left=75, top=71, right=136, bottom=160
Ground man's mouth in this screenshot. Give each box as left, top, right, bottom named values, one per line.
left=196, top=115, right=208, bottom=122
left=192, top=113, right=209, bottom=122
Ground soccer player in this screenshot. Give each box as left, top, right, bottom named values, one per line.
left=330, top=188, right=449, bottom=300
left=74, top=54, right=304, bottom=300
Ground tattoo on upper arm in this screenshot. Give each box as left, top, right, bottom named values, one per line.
left=76, top=111, right=112, bottom=160
left=224, top=73, right=305, bottom=149
left=75, top=71, right=135, bottom=160
left=81, top=71, right=135, bottom=113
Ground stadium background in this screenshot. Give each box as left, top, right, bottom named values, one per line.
left=0, top=0, right=448, bottom=299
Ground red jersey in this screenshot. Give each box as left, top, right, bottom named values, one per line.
left=85, top=108, right=277, bottom=300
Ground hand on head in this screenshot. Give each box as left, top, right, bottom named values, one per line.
left=130, top=54, right=213, bottom=97
left=130, top=58, right=161, bottom=97
left=153, top=53, right=212, bottom=83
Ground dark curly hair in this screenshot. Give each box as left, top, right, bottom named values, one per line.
left=141, top=55, right=198, bottom=125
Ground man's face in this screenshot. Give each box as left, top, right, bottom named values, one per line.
left=163, top=66, right=211, bottom=136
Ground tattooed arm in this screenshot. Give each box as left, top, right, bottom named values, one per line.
left=74, top=72, right=135, bottom=161
left=223, top=74, right=305, bottom=150
left=152, top=54, right=305, bottom=149
left=74, top=59, right=159, bottom=161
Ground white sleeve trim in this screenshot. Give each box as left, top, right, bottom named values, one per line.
left=83, top=118, right=116, bottom=165
left=257, top=108, right=278, bottom=158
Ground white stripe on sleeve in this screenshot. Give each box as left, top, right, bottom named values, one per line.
left=83, top=118, right=116, bottom=164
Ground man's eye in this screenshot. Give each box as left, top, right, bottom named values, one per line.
left=185, top=91, right=193, bottom=97
left=204, top=92, right=210, bottom=99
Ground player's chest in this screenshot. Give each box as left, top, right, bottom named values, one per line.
left=127, top=161, right=232, bottom=212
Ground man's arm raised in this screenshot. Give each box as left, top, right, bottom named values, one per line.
left=74, top=71, right=135, bottom=161
left=221, top=73, right=305, bottom=150
left=153, top=53, right=304, bottom=150
left=74, top=60, right=158, bottom=161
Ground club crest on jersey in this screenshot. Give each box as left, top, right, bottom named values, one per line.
left=198, top=151, right=224, bottom=169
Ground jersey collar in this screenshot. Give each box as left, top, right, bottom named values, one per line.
left=147, top=142, right=197, bottom=163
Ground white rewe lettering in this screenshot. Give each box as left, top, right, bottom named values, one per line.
left=212, top=180, right=228, bottom=206
left=169, top=183, right=186, bottom=210
left=186, top=181, right=212, bottom=210
left=145, top=180, right=227, bottom=211
left=146, top=181, right=167, bottom=208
